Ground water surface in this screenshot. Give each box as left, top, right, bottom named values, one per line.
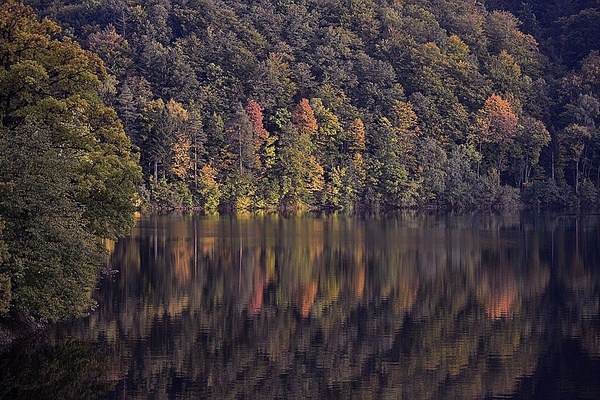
left=2, top=213, right=600, bottom=399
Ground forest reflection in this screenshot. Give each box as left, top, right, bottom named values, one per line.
left=41, top=213, right=600, bottom=399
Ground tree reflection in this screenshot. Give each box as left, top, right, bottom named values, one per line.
left=0, top=338, right=116, bottom=399
left=30, top=214, right=600, bottom=398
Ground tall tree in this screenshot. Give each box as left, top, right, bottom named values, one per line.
left=475, top=94, right=519, bottom=184
left=245, top=100, right=273, bottom=173
left=277, top=99, right=324, bottom=208
left=0, top=1, right=141, bottom=321
left=559, top=124, right=592, bottom=193
left=514, top=116, right=551, bottom=185
left=368, top=103, right=421, bottom=209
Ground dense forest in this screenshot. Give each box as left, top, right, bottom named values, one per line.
left=0, top=0, right=600, bottom=321
left=0, top=1, right=141, bottom=322
left=21, top=0, right=600, bottom=212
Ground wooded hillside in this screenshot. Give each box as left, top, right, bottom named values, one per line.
left=18, top=0, right=600, bottom=212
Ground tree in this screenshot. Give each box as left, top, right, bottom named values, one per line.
left=142, top=98, right=189, bottom=183
left=415, top=137, right=447, bottom=206
left=116, top=75, right=153, bottom=146
left=221, top=103, right=256, bottom=211
left=252, top=52, right=297, bottom=112
left=0, top=120, right=102, bottom=321
left=226, top=102, right=255, bottom=175
left=389, top=100, right=421, bottom=171
left=514, top=116, right=551, bottom=185
left=170, top=133, right=193, bottom=181
left=277, top=99, right=324, bottom=208
left=291, top=98, right=318, bottom=137
left=485, top=10, right=542, bottom=77
left=0, top=2, right=141, bottom=321
left=368, top=116, right=419, bottom=209
left=440, top=144, right=480, bottom=210
left=86, top=24, right=132, bottom=80
left=310, top=98, right=344, bottom=174
left=486, top=50, right=527, bottom=99
left=345, top=117, right=366, bottom=154
left=245, top=100, right=278, bottom=207
left=197, top=165, right=221, bottom=212
left=559, top=8, right=600, bottom=69
left=559, top=124, right=592, bottom=193
left=475, top=94, right=519, bottom=184
left=245, top=100, right=273, bottom=173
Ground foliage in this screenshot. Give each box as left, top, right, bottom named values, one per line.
left=149, top=177, right=193, bottom=210
left=0, top=120, right=103, bottom=321
left=0, top=1, right=141, bottom=322
left=15, top=0, right=600, bottom=216
left=197, top=165, right=222, bottom=212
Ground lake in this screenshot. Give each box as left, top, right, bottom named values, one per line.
left=2, top=212, right=600, bottom=399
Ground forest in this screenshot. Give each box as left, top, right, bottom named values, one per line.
left=0, top=0, right=599, bottom=321
left=19, top=0, right=600, bottom=212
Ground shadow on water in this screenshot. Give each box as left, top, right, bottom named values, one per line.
left=0, top=333, right=116, bottom=399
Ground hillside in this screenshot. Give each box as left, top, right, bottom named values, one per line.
left=26, top=0, right=600, bottom=211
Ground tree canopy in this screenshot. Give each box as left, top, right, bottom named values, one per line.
left=18, top=0, right=596, bottom=213
left=0, top=1, right=141, bottom=322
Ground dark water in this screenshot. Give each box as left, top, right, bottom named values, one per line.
left=2, top=212, right=600, bottom=399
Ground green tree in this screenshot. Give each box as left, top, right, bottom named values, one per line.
left=440, top=144, right=480, bottom=210
left=252, top=52, right=297, bottom=112
left=310, top=98, right=344, bottom=174
left=514, top=116, right=551, bottom=185
left=0, top=2, right=141, bottom=321
left=485, top=10, right=542, bottom=78
left=559, top=124, right=592, bottom=193
left=416, top=137, right=447, bottom=206
left=0, top=121, right=102, bottom=321
left=486, top=50, right=528, bottom=99
left=277, top=99, right=324, bottom=209
left=220, top=103, right=256, bottom=211
left=141, top=98, right=189, bottom=183
left=559, top=8, right=600, bottom=69
left=368, top=115, right=419, bottom=209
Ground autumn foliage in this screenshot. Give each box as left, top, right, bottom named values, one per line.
left=2, top=0, right=600, bottom=216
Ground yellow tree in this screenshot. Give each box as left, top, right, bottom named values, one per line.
left=475, top=94, right=518, bottom=184
left=166, top=100, right=194, bottom=181
left=346, top=118, right=366, bottom=154
left=390, top=100, right=420, bottom=171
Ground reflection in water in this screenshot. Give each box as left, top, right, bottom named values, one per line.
left=2, top=212, right=600, bottom=399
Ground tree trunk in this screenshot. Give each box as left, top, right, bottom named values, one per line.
left=575, top=159, right=580, bottom=194
left=194, top=131, right=198, bottom=190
